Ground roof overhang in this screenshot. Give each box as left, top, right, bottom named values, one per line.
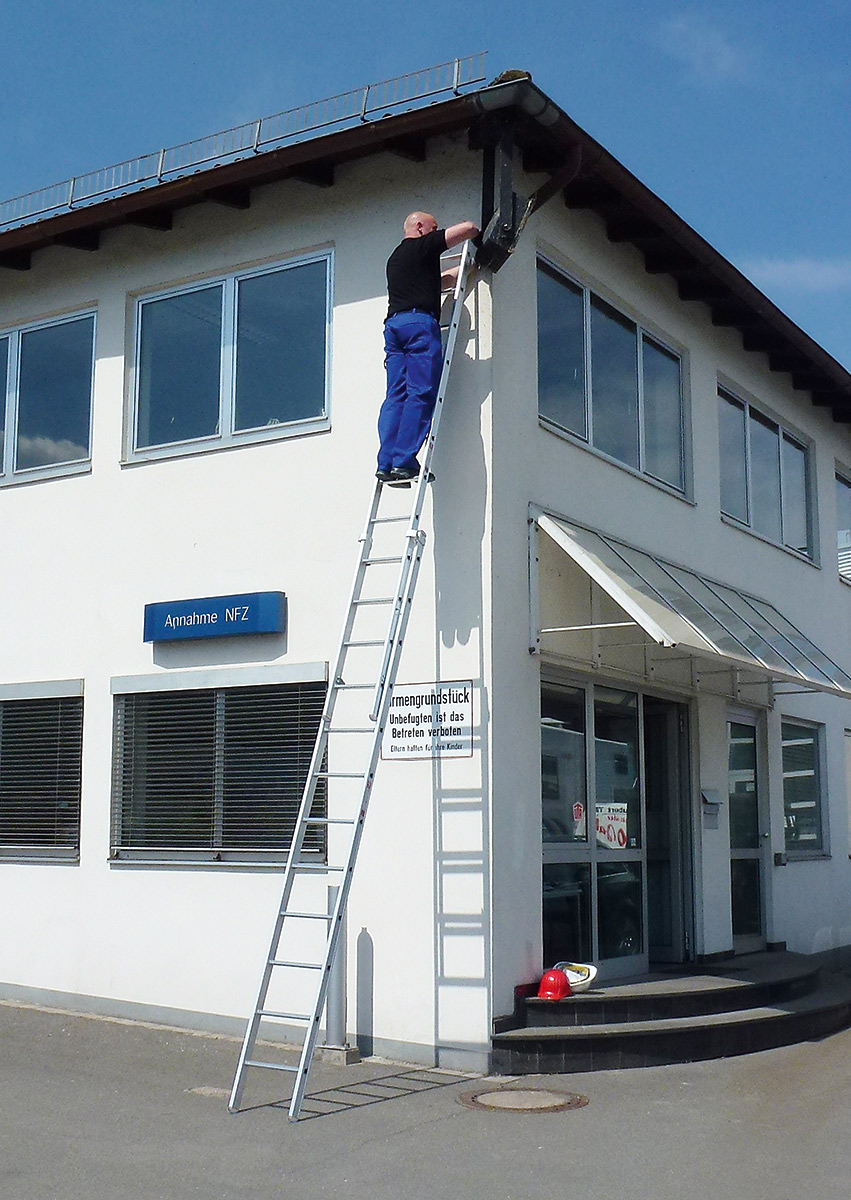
left=531, top=509, right=851, bottom=703
left=3, top=71, right=851, bottom=419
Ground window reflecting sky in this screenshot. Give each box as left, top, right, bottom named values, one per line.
left=719, top=393, right=747, bottom=522
left=781, top=436, right=809, bottom=554
left=16, top=316, right=94, bottom=469
left=749, top=410, right=782, bottom=543
left=0, top=336, right=7, bottom=467
left=536, top=264, right=585, bottom=438
left=235, top=260, right=327, bottom=431
left=642, top=337, right=682, bottom=489
left=836, top=475, right=851, bottom=579
left=590, top=297, right=639, bottom=468
left=137, top=286, right=223, bottom=449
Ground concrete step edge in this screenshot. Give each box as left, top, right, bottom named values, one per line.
left=497, top=976, right=851, bottom=1042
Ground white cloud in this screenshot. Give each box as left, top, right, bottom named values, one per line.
left=656, top=12, right=751, bottom=83
left=742, top=257, right=851, bottom=294
left=16, top=435, right=88, bottom=469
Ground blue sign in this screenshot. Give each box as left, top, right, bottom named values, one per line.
left=144, top=592, right=287, bottom=642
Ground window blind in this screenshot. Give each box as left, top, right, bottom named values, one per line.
left=0, top=696, right=84, bottom=855
left=111, top=682, right=326, bottom=859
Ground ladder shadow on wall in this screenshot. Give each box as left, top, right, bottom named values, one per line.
left=430, top=286, right=491, bottom=1069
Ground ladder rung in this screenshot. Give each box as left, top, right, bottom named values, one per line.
left=364, top=556, right=403, bottom=565
left=270, top=959, right=323, bottom=970
left=352, top=597, right=394, bottom=606
left=305, top=816, right=356, bottom=825
left=283, top=911, right=333, bottom=920
left=293, top=862, right=345, bottom=872
left=343, top=639, right=384, bottom=648
left=258, top=1009, right=311, bottom=1022
left=245, top=1060, right=299, bottom=1073
left=370, top=515, right=410, bottom=524
left=327, top=726, right=374, bottom=733
left=315, top=771, right=364, bottom=779
left=334, top=682, right=373, bottom=690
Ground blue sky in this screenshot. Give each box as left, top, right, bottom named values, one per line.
left=1, top=1, right=850, bottom=367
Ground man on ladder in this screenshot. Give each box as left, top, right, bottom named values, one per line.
left=376, top=211, right=479, bottom=487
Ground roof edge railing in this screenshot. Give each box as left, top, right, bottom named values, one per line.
left=0, top=53, right=488, bottom=234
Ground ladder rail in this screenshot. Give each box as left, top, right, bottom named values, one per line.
left=228, top=490, right=385, bottom=1113
left=287, top=536, right=429, bottom=1120
left=229, top=240, right=477, bottom=1120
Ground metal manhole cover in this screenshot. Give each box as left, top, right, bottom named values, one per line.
left=459, top=1087, right=589, bottom=1113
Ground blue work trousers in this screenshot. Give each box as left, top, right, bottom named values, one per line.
left=377, top=311, right=443, bottom=473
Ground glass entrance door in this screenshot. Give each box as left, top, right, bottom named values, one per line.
left=727, top=718, right=766, bottom=952
left=542, top=682, right=690, bottom=980
left=593, top=688, right=643, bottom=963
left=645, top=697, right=688, bottom=963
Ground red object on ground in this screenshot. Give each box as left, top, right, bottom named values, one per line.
left=537, top=968, right=572, bottom=1000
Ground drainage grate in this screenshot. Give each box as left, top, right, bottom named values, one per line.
left=458, top=1087, right=589, bottom=1113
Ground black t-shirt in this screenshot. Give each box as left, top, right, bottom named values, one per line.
left=386, top=229, right=447, bottom=320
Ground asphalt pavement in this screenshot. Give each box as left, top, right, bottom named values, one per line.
left=2, top=998, right=850, bottom=1199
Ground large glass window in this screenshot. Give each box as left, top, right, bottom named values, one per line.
left=0, top=314, right=95, bottom=481
left=541, top=686, right=586, bottom=843
left=137, top=286, right=222, bottom=447
left=0, top=336, right=8, bottom=464
left=590, top=296, right=639, bottom=469
left=836, top=473, right=851, bottom=580
left=728, top=721, right=762, bottom=938
left=0, top=695, right=84, bottom=858
left=718, top=388, right=812, bottom=557
left=719, top=393, right=748, bottom=523
left=542, top=682, right=650, bottom=968
left=537, top=266, right=585, bottom=438
left=543, top=862, right=591, bottom=963
left=594, top=687, right=641, bottom=851
left=537, top=259, right=685, bottom=490
left=781, top=721, right=825, bottom=855
left=134, top=255, right=330, bottom=455
left=111, top=682, right=326, bottom=861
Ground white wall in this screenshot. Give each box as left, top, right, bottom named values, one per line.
left=5, top=127, right=851, bottom=1063
left=0, top=136, right=494, bottom=1065
left=486, top=170, right=851, bottom=1011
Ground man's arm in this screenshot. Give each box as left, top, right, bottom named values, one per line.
left=444, top=220, right=480, bottom=249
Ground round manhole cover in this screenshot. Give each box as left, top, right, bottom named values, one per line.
left=459, top=1088, right=589, bottom=1113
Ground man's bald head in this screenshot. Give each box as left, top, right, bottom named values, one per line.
left=403, top=211, right=438, bottom=238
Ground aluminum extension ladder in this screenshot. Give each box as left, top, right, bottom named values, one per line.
left=229, top=240, right=477, bottom=1121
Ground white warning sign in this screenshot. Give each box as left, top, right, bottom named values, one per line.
left=381, top=680, right=474, bottom=760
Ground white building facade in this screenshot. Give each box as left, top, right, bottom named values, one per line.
left=2, top=68, right=851, bottom=1072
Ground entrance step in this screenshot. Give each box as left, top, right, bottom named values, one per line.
left=523, top=952, right=820, bottom=1026
left=492, top=955, right=851, bottom=1075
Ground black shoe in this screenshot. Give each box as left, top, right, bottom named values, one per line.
left=389, top=467, right=435, bottom=487
left=376, top=469, right=393, bottom=483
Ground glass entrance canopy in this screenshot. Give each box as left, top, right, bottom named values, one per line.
left=534, top=511, right=851, bottom=700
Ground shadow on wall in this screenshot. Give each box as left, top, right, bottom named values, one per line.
left=356, top=926, right=374, bottom=1058
left=432, top=288, right=488, bottom=649
left=431, top=284, right=492, bottom=1067
left=152, top=632, right=289, bottom=668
